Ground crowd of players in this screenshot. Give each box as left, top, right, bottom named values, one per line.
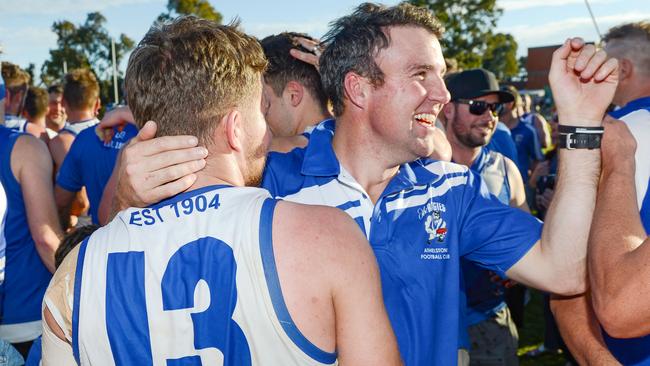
left=0, top=2, right=649, bottom=365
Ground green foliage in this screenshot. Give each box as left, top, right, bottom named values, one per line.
left=409, top=0, right=520, bottom=81
left=158, top=0, right=223, bottom=22
left=40, top=12, right=134, bottom=92
left=482, top=33, right=519, bottom=81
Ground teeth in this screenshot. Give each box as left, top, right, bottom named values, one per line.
left=414, top=113, right=436, bottom=125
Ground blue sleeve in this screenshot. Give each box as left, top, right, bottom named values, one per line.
left=56, top=136, right=84, bottom=192
left=527, top=124, right=545, bottom=161
left=458, top=171, right=542, bottom=277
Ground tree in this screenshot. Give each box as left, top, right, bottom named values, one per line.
left=482, top=33, right=519, bottom=81
left=40, top=12, right=134, bottom=103
left=158, top=0, right=222, bottom=23
left=410, top=0, right=502, bottom=69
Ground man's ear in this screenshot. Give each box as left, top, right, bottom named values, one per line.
left=284, top=81, right=304, bottom=107
left=618, top=58, right=633, bottom=83
left=94, top=98, right=101, bottom=115
left=223, top=109, right=244, bottom=152
left=343, top=71, right=370, bottom=110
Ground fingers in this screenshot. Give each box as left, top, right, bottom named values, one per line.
left=289, top=48, right=320, bottom=68
left=594, top=57, right=619, bottom=82
left=128, top=146, right=207, bottom=173
left=99, top=105, right=135, bottom=129
left=134, top=121, right=157, bottom=143
left=127, top=133, right=200, bottom=158
left=577, top=48, right=607, bottom=80
left=137, top=159, right=206, bottom=190
left=573, top=43, right=597, bottom=74
left=144, top=174, right=198, bottom=204
left=294, top=36, right=320, bottom=51
left=550, top=39, right=572, bottom=76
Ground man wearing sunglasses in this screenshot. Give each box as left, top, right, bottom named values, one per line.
left=440, top=68, right=529, bottom=366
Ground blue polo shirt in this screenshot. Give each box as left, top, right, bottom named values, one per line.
left=510, top=120, right=544, bottom=183
left=262, top=120, right=541, bottom=365
left=602, top=96, right=650, bottom=365
left=486, top=121, right=518, bottom=163
left=56, top=124, right=138, bottom=224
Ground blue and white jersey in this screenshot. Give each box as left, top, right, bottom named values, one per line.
left=461, top=148, right=513, bottom=326
left=510, top=119, right=544, bottom=182
left=486, top=121, right=518, bottom=164
left=0, top=126, right=51, bottom=343
left=57, top=124, right=138, bottom=224
left=59, top=118, right=99, bottom=137
left=262, top=120, right=542, bottom=366
left=3, top=115, right=27, bottom=133
left=70, top=186, right=337, bottom=366
left=602, top=97, right=650, bottom=365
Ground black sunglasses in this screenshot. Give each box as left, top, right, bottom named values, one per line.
left=454, top=99, right=504, bottom=117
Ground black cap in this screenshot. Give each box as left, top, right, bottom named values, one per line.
left=445, top=68, right=514, bottom=103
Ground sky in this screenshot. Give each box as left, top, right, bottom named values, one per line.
left=0, top=0, right=648, bottom=83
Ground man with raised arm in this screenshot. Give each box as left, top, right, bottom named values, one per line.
left=104, top=4, right=618, bottom=364
left=551, top=20, right=650, bottom=365
left=41, top=16, right=400, bottom=366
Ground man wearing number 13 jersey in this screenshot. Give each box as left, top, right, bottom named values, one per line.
left=40, top=17, right=400, bottom=365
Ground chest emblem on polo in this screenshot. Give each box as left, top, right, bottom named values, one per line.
left=425, top=210, right=447, bottom=243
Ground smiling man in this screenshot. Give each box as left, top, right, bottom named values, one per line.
left=107, top=3, right=619, bottom=365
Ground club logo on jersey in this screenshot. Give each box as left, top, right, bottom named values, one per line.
left=424, top=209, right=447, bottom=243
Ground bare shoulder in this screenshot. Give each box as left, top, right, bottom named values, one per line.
left=273, top=201, right=373, bottom=268
left=270, top=135, right=308, bottom=153
left=12, top=134, right=51, bottom=174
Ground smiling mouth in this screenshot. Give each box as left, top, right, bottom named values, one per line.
left=414, top=113, right=437, bottom=127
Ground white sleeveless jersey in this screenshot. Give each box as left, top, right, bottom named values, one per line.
left=72, top=185, right=337, bottom=366
left=0, top=180, right=6, bottom=286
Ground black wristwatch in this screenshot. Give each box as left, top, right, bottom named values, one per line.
left=558, top=126, right=604, bottom=150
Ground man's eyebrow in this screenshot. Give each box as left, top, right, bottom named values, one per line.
left=407, top=64, right=435, bottom=72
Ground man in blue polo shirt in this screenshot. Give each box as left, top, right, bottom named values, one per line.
left=502, top=85, right=545, bottom=184
left=106, top=5, right=619, bottom=365
left=440, top=68, right=529, bottom=365
left=551, top=20, right=650, bottom=366
left=54, top=122, right=137, bottom=226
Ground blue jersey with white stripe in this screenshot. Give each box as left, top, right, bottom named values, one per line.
left=57, top=124, right=137, bottom=224
left=0, top=127, right=51, bottom=326
left=510, top=119, right=544, bottom=182
left=262, top=120, right=542, bottom=365
left=602, top=96, right=650, bottom=365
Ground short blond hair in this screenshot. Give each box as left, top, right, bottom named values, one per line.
left=125, top=16, right=267, bottom=145
left=63, top=69, right=100, bottom=111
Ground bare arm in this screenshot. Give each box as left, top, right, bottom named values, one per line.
left=589, top=118, right=650, bottom=338
left=505, top=157, right=530, bottom=213
left=12, top=135, right=63, bottom=272
left=54, top=185, right=76, bottom=230
left=551, top=293, right=620, bottom=365
left=274, top=202, right=401, bottom=365
left=506, top=38, right=618, bottom=295
left=48, top=133, right=74, bottom=173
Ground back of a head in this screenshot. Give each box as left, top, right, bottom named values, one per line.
left=604, top=21, right=650, bottom=78
left=261, top=32, right=327, bottom=112
left=320, top=2, right=444, bottom=116
left=1, top=61, right=30, bottom=94
left=125, top=16, right=267, bottom=146
left=63, top=69, right=100, bottom=112
left=24, top=86, right=48, bottom=120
